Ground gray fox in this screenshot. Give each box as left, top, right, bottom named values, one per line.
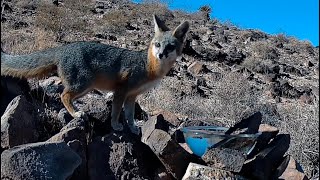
left=1, top=15, right=190, bottom=134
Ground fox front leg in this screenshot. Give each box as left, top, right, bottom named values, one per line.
left=124, top=95, right=140, bottom=135
left=111, top=91, right=126, bottom=131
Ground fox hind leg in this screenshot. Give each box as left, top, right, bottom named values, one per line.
left=61, top=89, right=87, bottom=118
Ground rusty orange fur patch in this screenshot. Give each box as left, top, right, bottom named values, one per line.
left=92, top=74, right=119, bottom=91
left=147, top=46, right=160, bottom=80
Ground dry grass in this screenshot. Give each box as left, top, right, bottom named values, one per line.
left=1, top=28, right=58, bottom=54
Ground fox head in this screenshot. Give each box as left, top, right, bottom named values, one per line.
left=150, top=14, right=190, bottom=64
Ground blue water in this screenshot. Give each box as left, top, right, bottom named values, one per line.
left=185, top=137, right=209, bottom=157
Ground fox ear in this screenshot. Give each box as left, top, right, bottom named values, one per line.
left=173, top=21, right=190, bottom=42
left=153, top=14, right=169, bottom=34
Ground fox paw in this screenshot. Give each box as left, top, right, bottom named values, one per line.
left=111, top=122, right=124, bottom=131
left=129, top=124, right=140, bottom=135
left=74, top=111, right=86, bottom=118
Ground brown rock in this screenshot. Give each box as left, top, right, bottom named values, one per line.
left=142, top=127, right=203, bottom=179
left=182, top=163, right=247, bottom=180
left=275, top=155, right=309, bottom=180
left=179, top=143, right=193, bottom=154
left=149, top=109, right=183, bottom=127
left=187, top=62, right=204, bottom=75
left=202, top=147, right=246, bottom=172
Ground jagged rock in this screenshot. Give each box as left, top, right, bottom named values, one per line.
left=182, top=163, right=247, bottom=180
left=225, top=111, right=262, bottom=135
left=179, top=143, right=193, bottom=154
left=202, top=147, right=246, bottom=172
left=68, top=140, right=88, bottom=180
left=241, top=134, right=291, bottom=179
left=48, top=117, right=87, bottom=144
left=1, top=141, right=81, bottom=180
left=1, top=95, right=39, bottom=149
left=275, top=155, right=309, bottom=180
left=47, top=118, right=88, bottom=180
left=142, top=121, right=203, bottom=179
left=248, top=124, right=279, bottom=158
left=88, top=132, right=162, bottom=180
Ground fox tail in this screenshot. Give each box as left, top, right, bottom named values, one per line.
left=1, top=49, right=58, bottom=79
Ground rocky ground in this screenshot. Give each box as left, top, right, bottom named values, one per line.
left=1, top=0, right=319, bottom=179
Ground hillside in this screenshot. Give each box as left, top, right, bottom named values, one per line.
left=1, top=0, right=319, bottom=178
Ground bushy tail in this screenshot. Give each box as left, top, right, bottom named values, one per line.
left=1, top=49, right=59, bottom=79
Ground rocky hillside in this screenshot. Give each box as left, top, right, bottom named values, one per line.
left=1, top=0, right=319, bottom=178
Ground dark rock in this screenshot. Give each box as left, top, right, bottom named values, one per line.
left=1, top=142, right=81, bottom=180
left=248, top=124, right=279, bottom=158
left=1, top=76, right=30, bottom=116
left=225, top=111, right=262, bottom=135
left=182, top=163, right=247, bottom=180
left=1, top=95, right=39, bottom=149
left=48, top=117, right=87, bottom=144
left=47, top=117, right=88, bottom=180
left=274, top=155, right=309, bottom=180
left=68, top=140, right=88, bottom=180
left=202, top=147, right=246, bottom=172
left=88, top=132, right=162, bottom=180
left=241, top=134, right=290, bottom=179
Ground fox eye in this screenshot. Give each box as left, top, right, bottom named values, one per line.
left=155, top=42, right=161, bottom=47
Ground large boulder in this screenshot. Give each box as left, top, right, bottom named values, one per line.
left=1, top=141, right=81, bottom=180
left=88, top=132, right=163, bottom=180
left=1, top=95, right=39, bottom=149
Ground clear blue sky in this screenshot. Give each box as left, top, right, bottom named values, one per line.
left=133, top=0, right=319, bottom=46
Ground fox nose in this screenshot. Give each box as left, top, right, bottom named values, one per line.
left=159, top=53, right=163, bottom=59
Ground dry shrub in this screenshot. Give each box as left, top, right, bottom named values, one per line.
left=277, top=100, right=319, bottom=178
left=285, top=38, right=315, bottom=55
left=250, top=41, right=279, bottom=60
left=35, top=2, right=92, bottom=41
left=210, top=71, right=258, bottom=126
left=139, top=71, right=258, bottom=126
left=242, top=56, right=272, bottom=74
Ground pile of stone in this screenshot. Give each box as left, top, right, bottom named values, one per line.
left=0, top=77, right=309, bottom=180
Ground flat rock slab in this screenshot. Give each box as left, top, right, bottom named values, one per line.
left=1, top=95, right=39, bottom=149
left=182, top=163, right=247, bottom=180
left=202, top=147, right=246, bottom=172
left=1, top=141, right=81, bottom=180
